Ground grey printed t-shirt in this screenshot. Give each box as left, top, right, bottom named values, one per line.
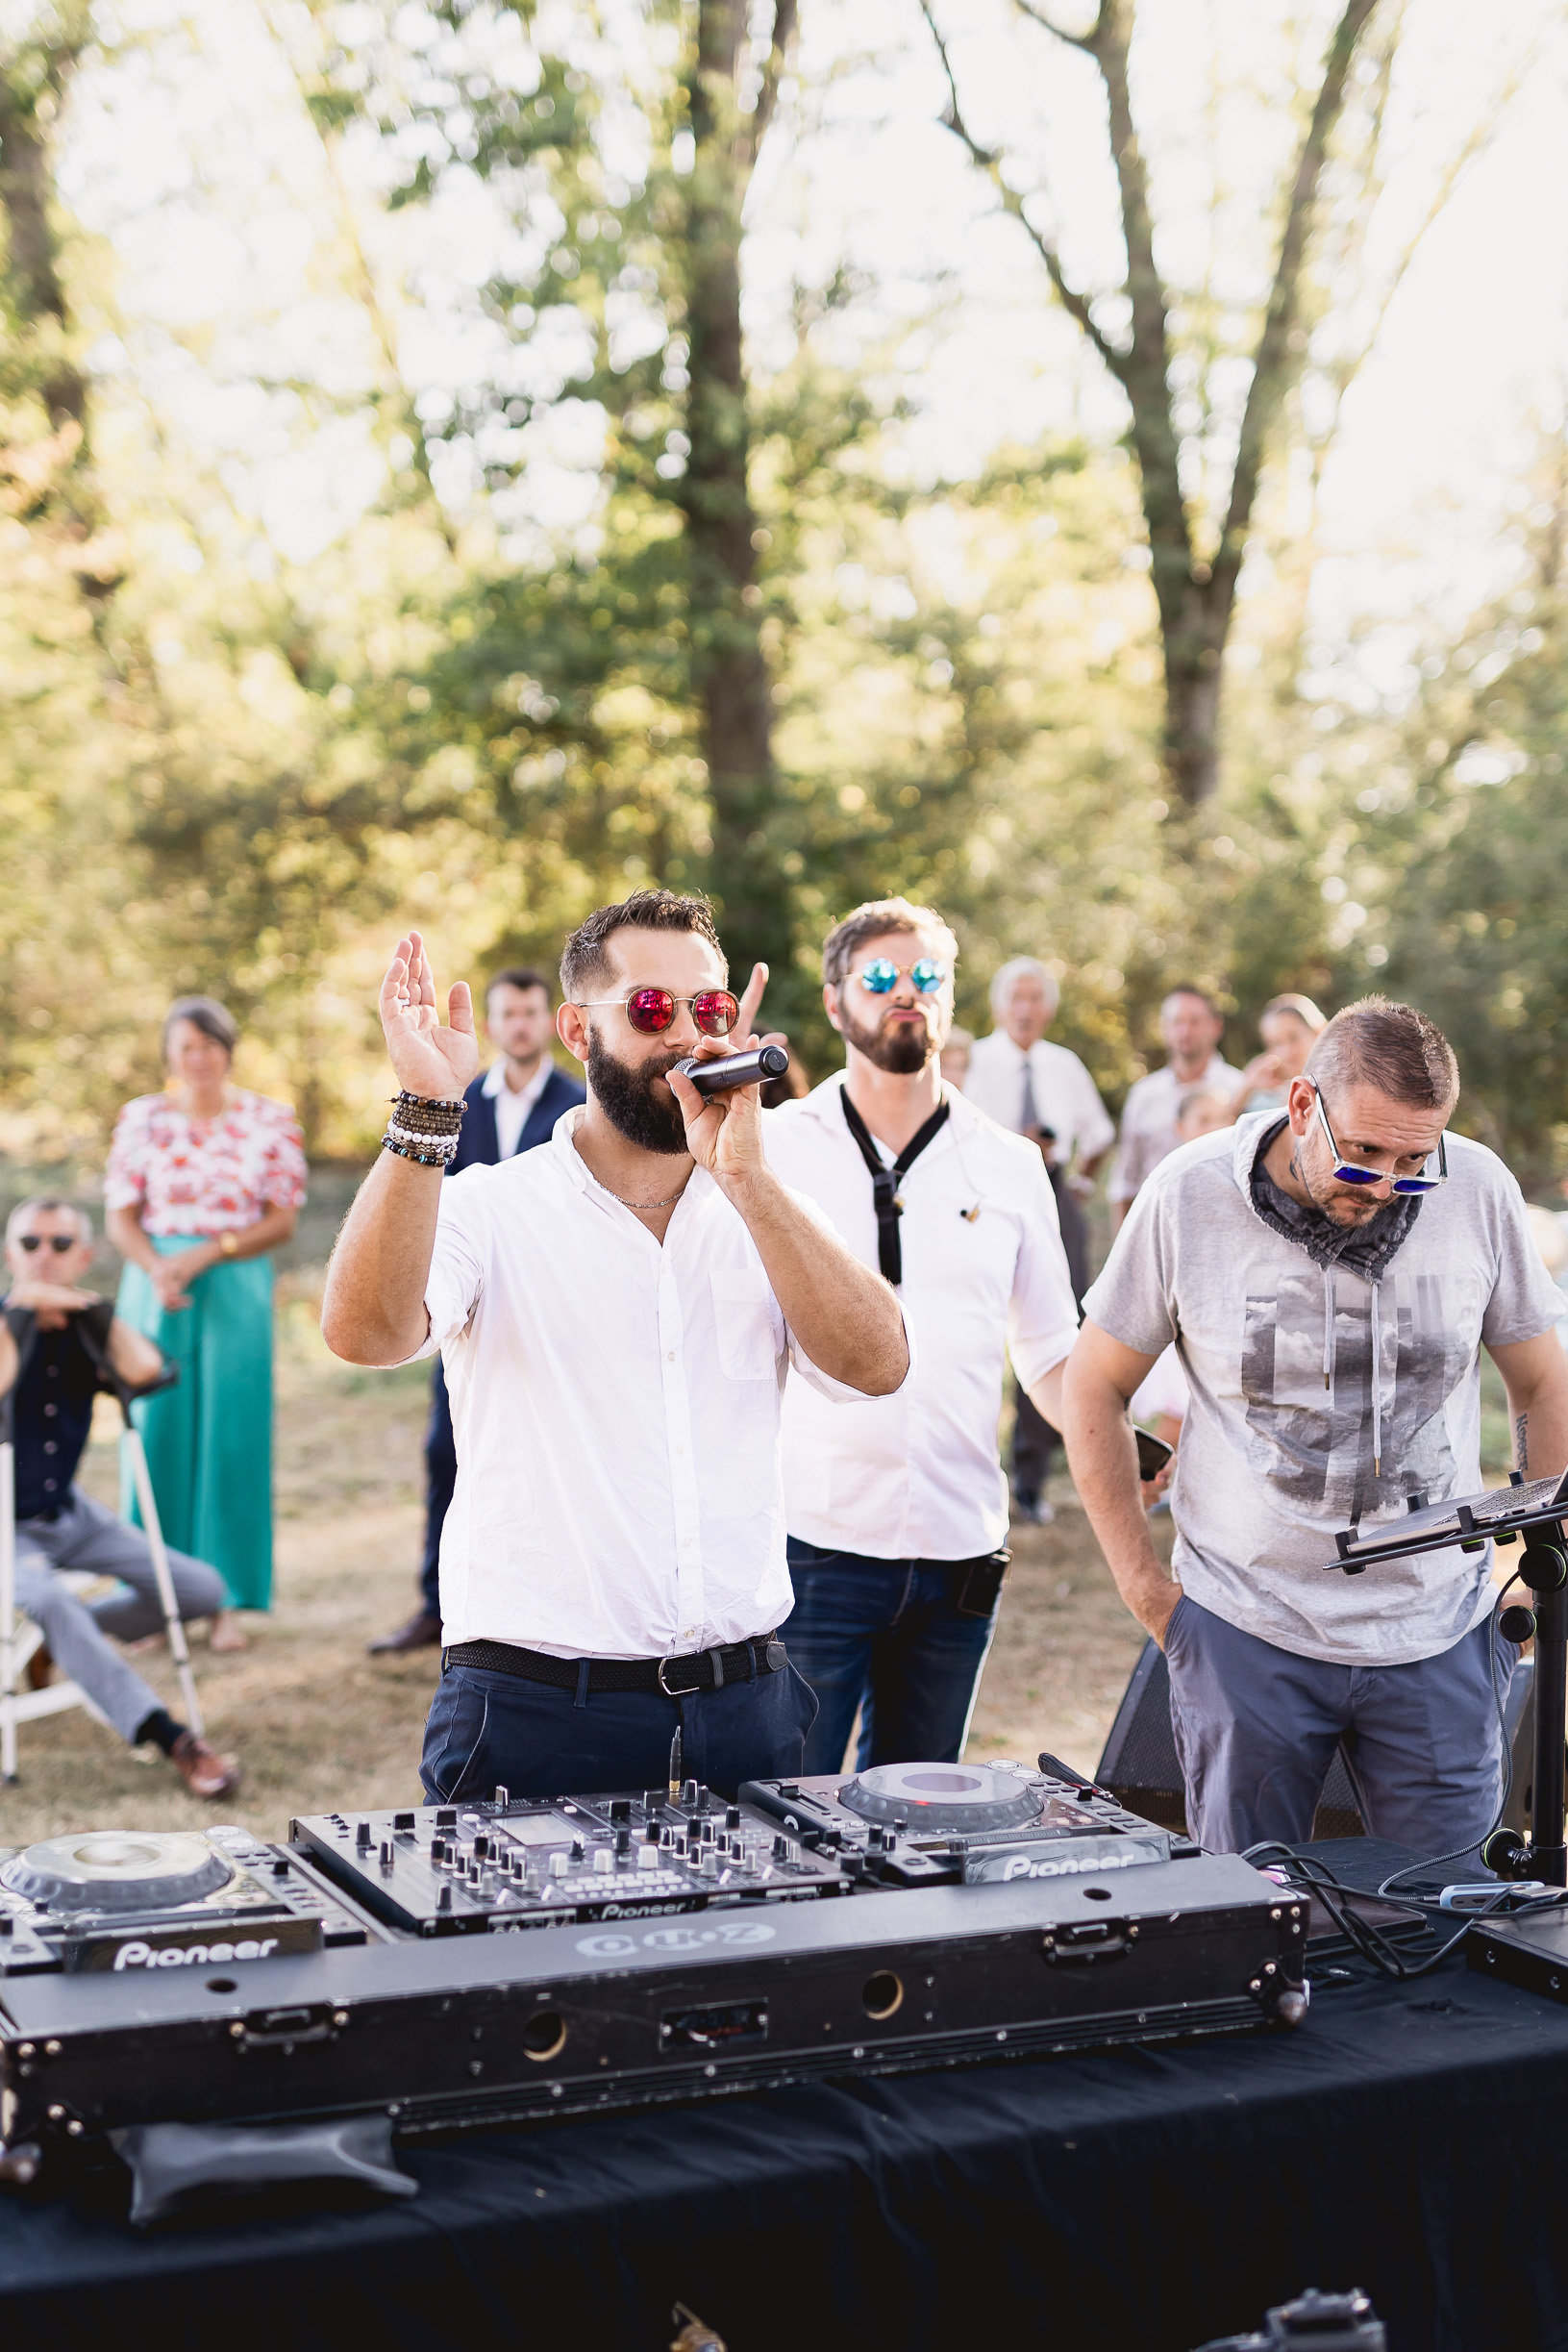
left=1083, top=1113, right=1563, bottom=1664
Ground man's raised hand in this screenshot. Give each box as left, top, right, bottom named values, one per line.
left=379, top=931, right=479, bottom=1101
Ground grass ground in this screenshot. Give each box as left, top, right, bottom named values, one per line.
left=0, top=1298, right=1152, bottom=1848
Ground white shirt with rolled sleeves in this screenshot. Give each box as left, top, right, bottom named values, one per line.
left=410, top=1107, right=905, bottom=1658
left=763, top=1076, right=1080, bottom=1562
left=963, top=1033, right=1116, bottom=1163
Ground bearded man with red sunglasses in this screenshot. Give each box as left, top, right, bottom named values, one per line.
left=1064, top=997, right=1568, bottom=1858
left=323, top=889, right=911, bottom=1802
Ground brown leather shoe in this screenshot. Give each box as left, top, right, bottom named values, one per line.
left=170, top=1732, right=242, bottom=1801
left=25, top=1644, right=54, bottom=1692
left=367, top=1611, right=442, bottom=1655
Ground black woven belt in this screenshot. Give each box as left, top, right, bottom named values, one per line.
left=445, top=1634, right=787, bottom=1696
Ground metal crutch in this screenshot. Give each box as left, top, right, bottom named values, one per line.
left=1, top=1420, right=17, bottom=1785
left=117, top=1386, right=205, bottom=1739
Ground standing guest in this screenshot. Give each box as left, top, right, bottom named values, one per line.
left=1, top=1199, right=240, bottom=1797
left=965, top=957, right=1115, bottom=1521
left=105, top=997, right=305, bottom=1645
left=1108, top=986, right=1242, bottom=1232
left=762, top=899, right=1079, bottom=1772
left=321, top=893, right=911, bottom=1801
left=1064, top=998, right=1568, bottom=1855
left=1228, top=992, right=1328, bottom=1118
left=939, top=1027, right=974, bottom=1091
left=368, top=966, right=585, bottom=1656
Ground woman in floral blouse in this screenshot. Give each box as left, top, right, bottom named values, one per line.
left=106, top=997, right=307, bottom=1639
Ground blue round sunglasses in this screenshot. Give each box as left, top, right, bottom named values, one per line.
left=856, top=957, right=948, bottom=995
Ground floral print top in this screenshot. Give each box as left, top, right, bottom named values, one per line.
left=105, top=1089, right=308, bottom=1237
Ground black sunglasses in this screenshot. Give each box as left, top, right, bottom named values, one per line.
left=17, top=1234, right=79, bottom=1253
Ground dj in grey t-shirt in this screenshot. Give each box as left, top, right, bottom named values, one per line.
left=1083, top=1112, right=1562, bottom=1665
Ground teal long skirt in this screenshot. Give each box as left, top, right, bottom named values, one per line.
left=115, top=1237, right=276, bottom=1611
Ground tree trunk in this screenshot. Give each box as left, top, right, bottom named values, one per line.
left=682, top=0, right=787, bottom=982
left=0, top=54, right=87, bottom=435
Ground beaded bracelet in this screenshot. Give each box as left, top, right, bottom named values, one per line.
left=389, top=1089, right=465, bottom=1137
left=386, top=1115, right=460, bottom=1156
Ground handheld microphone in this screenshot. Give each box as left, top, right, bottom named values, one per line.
left=672, top=1043, right=789, bottom=1097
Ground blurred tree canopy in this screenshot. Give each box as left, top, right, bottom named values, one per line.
left=1, top=0, right=1565, bottom=1187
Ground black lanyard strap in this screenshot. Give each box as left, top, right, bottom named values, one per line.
left=839, top=1090, right=951, bottom=1285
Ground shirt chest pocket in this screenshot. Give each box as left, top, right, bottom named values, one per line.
left=709, top=1268, right=781, bottom=1382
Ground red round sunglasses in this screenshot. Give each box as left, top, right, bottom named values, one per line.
left=576, top=987, right=739, bottom=1038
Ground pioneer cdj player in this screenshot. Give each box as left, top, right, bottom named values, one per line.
left=1, top=1758, right=1306, bottom=2188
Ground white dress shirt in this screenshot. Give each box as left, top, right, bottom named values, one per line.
left=1108, top=1055, right=1243, bottom=1205
left=410, top=1109, right=900, bottom=1657
left=963, top=1033, right=1116, bottom=1163
left=763, top=1076, right=1080, bottom=1562
left=483, top=1057, right=553, bottom=1160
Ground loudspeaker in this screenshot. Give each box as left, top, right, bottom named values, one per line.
left=1096, top=1639, right=1535, bottom=1844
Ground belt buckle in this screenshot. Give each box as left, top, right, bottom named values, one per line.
left=657, top=1655, right=685, bottom=1697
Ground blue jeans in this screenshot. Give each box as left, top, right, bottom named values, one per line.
left=1164, top=1591, right=1515, bottom=1856
left=782, top=1539, right=1001, bottom=1776
left=420, top=1657, right=819, bottom=1805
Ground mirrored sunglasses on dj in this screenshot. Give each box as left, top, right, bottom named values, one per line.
left=614, top=988, right=738, bottom=1038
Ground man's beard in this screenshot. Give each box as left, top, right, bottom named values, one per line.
left=1293, top=1141, right=1401, bottom=1229
left=837, top=994, right=934, bottom=1075
left=587, top=1035, right=689, bottom=1154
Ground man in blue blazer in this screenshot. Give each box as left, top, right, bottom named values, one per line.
left=367, top=965, right=585, bottom=1652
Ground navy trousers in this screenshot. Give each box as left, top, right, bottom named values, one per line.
left=418, top=1364, right=457, bottom=1618
left=782, top=1539, right=1001, bottom=1776
left=420, top=1657, right=819, bottom=1805
left=1165, top=1591, right=1516, bottom=1857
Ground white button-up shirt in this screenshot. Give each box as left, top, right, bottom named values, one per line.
left=1108, top=1054, right=1243, bottom=1205
left=763, top=1077, right=1080, bottom=1562
left=410, top=1108, right=897, bottom=1657
left=483, top=1057, right=553, bottom=1161
left=962, top=1033, right=1115, bottom=1163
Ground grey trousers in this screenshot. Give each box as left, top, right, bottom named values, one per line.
left=12, top=1489, right=226, bottom=1743
left=1165, top=1589, right=1513, bottom=1858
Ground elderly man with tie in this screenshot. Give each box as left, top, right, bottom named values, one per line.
left=964, top=956, right=1114, bottom=1520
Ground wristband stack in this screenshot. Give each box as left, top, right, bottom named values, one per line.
left=383, top=1090, right=465, bottom=1167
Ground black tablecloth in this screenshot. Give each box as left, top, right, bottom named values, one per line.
left=2, top=1950, right=1565, bottom=2351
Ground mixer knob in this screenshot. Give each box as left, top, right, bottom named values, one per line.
left=570, top=1838, right=585, bottom=1861
left=355, top=1821, right=372, bottom=1850
left=431, top=1837, right=446, bottom=1863
left=884, top=1832, right=898, bottom=1854
left=687, top=1814, right=704, bottom=1839
left=379, top=1840, right=394, bottom=1870
left=643, top=1790, right=662, bottom=1814
left=493, top=1786, right=510, bottom=1809
left=549, top=1853, right=570, bottom=1879
left=701, top=1850, right=719, bottom=1878
left=643, top=1820, right=660, bottom=1844
left=593, top=1850, right=613, bottom=1875
left=682, top=1779, right=699, bottom=1808
left=725, top=1807, right=741, bottom=1831
left=614, top=1828, right=632, bottom=1858
left=271, top=1857, right=289, bottom=1877
left=773, top=1835, right=789, bottom=1860
left=610, top=1798, right=631, bottom=1823
left=840, top=1851, right=866, bottom=1881
left=473, top=1834, right=488, bottom=1860
left=437, top=1885, right=452, bottom=1912
left=636, top=1845, right=659, bottom=1872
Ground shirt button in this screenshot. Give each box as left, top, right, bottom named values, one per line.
left=46, top=1364, right=60, bottom=1379
left=43, top=1480, right=57, bottom=1492
left=43, top=1441, right=58, bottom=1455
left=43, top=1403, right=58, bottom=1417
left=666, top=1351, right=676, bottom=1363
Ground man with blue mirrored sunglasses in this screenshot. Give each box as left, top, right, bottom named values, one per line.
left=1064, top=996, right=1568, bottom=1859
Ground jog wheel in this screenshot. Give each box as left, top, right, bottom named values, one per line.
left=0, top=1831, right=233, bottom=1914
left=837, top=1762, right=1040, bottom=1835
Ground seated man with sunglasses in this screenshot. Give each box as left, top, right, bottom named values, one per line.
left=1, top=1197, right=241, bottom=1798
left=1062, top=997, right=1568, bottom=1857
left=322, top=889, right=911, bottom=1802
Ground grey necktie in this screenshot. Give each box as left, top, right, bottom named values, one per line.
left=1020, top=1055, right=1040, bottom=1133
